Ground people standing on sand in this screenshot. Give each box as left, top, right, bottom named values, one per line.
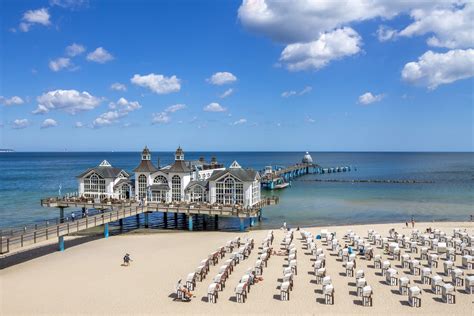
left=282, top=222, right=287, bottom=231
left=405, top=221, right=408, bottom=228
left=123, top=253, right=133, bottom=266
left=411, top=219, right=415, bottom=228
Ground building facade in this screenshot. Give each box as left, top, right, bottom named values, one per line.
left=77, top=146, right=261, bottom=207
left=77, top=160, right=131, bottom=199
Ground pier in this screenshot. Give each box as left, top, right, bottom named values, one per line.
left=260, top=162, right=320, bottom=189
left=0, top=197, right=278, bottom=254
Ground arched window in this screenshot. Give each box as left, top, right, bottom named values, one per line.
left=153, top=175, right=168, bottom=185
left=172, top=175, right=181, bottom=201
left=84, top=173, right=105, bottom=197
left=120, top=183, right=129, bottom=199
left=138, top=175, right=147, bottom=200
left=216, top=176, right=243, bottom=205
left=191, top=186, right=205, bottom=202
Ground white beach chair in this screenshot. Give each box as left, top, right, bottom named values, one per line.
left=401, top=254, right=411, bottom=269
left=316, top=267, right=326, bottom=284
left=420, top=247, right=428, bottom=260
left=386, top=268, right=398, bottom=286
left=235, top=282, right=247, bottom=303
left=207, top=283, right=218, bottom=303
left=431, top=275, right=444, bottom=294
left=421, top=267, right=431, bottom=285
left=280, top=281, right=290, bottom=301
left=443, top=260, right=454, bottom=276
left=186, top=272, right=196, bottom=291
left=346, top=261, right=355, bottom=277
left=355, top=269, right=364, bottom=281
left=374, top=254, right=382, bottom=269
left=428, top=253, right=439, bottom=268
left=362, top=285, right=373, bottom=307
left=462, top=255, right=473, bottom=269
left=408, top=286, right=421, bottom=308
left=451, top=268, right=464, bottom=287
left=381, top=260, right=391, bottom=276
left=399, top=277, right=410, bottom=295
left=283, top=272, right=293, bottom=290
left=410, top=259, right=421, bottom=276
left=465, top=275, right=474, bottom=294
left=323, top=283, right=334, bottom=305
left=442, top=283, right=456, bottom=304
left=289, top=259, right=297, bottom=275
left=356, top=277, right=367, bottom=296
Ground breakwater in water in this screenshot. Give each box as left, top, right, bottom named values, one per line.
left=297, top=179, right=435, bottom=184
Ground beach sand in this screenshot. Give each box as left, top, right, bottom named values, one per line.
left=1, top=221, right=473, bottom=315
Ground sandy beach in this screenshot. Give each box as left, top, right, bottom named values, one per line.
left=1, top=221, right=473, bottom=315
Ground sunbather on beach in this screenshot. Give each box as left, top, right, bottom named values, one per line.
left=272, top=249, right=288, bottom=256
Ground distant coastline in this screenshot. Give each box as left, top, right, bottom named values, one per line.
left=0, top=148, right=15, bottom=153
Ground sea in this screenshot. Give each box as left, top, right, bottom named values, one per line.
left=0, top=152, right=473, bottom=231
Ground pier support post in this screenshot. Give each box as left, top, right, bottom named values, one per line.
left=104, top=223, right=109, bottom=238
left=163, top=212, right=168, bottom=228
left=136, top=214, right=140, bottom=227
left=258, top=209, right=262, bottom=222
left=203, top=215, right=207, bottom=230
left=215, top=215, right=219, bottom=230
left=58, top=236, right=64, bottom=251
left=174, top=213, right=178, bottom=228
left=188, top=215, right=193, bottom=231
left=58, top=206, right=65, bottom=252
left=144, top=212, right=149, bottom=228
left=250, top=217, right=256, bottom=227
left=239, top=218, right=245, bottom=232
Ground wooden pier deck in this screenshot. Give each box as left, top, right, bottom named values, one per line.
left=0, top=197, right=278, bottom=255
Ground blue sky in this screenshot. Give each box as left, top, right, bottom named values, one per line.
left=1, top=0, right=473, bottom=151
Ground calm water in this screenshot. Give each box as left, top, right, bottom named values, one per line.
left=0, top=152, right=473, bottom=230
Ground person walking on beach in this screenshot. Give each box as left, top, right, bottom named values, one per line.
left=123, top=253, right=133, bottom=266
left=405, top=221, right=408, bottom=228
left=411, top=216, right=415, bottom=228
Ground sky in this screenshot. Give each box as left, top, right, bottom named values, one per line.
left=0, top=0, right=473, bottom=152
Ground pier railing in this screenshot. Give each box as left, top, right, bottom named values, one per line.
left=0, top=196, right=279, bottom=254
left=0, top=205, right=144, bottom=254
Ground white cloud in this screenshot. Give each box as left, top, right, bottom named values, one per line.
left=108, top=97, right=141, bottom=113
left=233, top=118, right=247, bottom=125
left=305, top=117, right=315, bottom=123
left=220, top=88, right=234, bottom=98
left=75, top=121, right=84, bottom=128
left=34, top=89, right=102, bottom=115
left=12, top=119, right=30, bottom=129
left=65, top=43, right=85, bottom=57
left=398, top=3, right=474, bottom=49
left=19, top=8, right=50, bottom=32
left=149, top=103, right=186, bottom=125
left=49, top=57, right=73, bottom=72
left=358, top=92, right=385, bottom=105
left=238, top=1, right=465, bottom=70
left=94, top=97, right=142, bottom=128
left=1, top=96, right=25, bottom=106
left=281, top=90, right=296, bottom=98
left=280, top=28, right=362, bottom=71
left=204, top=102, right=226, bottom=112
left=49, top=0, right=89, bottom=9
left=165, top=104, right=186, bottom=113
left=282, top=86, right=312, bottom=97
left=110, top=82, right=127, bottom=91
left=93, top=111, right=121, bottom=128
left=402, top=49, right=474, bottom=89
left=86, top=47, right=114, bottom=63
left=376, top=25, right=398, bottom=42
left=41, top=118, right=58, bottom=129
left=131, top=73, right=181, bottom=94
left=207, top=72, right=237, bottom=85
left=152, top=112, right=171, bottom=124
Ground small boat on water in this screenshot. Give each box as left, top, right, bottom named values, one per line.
left=274, top=182, right=290, bottom=189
